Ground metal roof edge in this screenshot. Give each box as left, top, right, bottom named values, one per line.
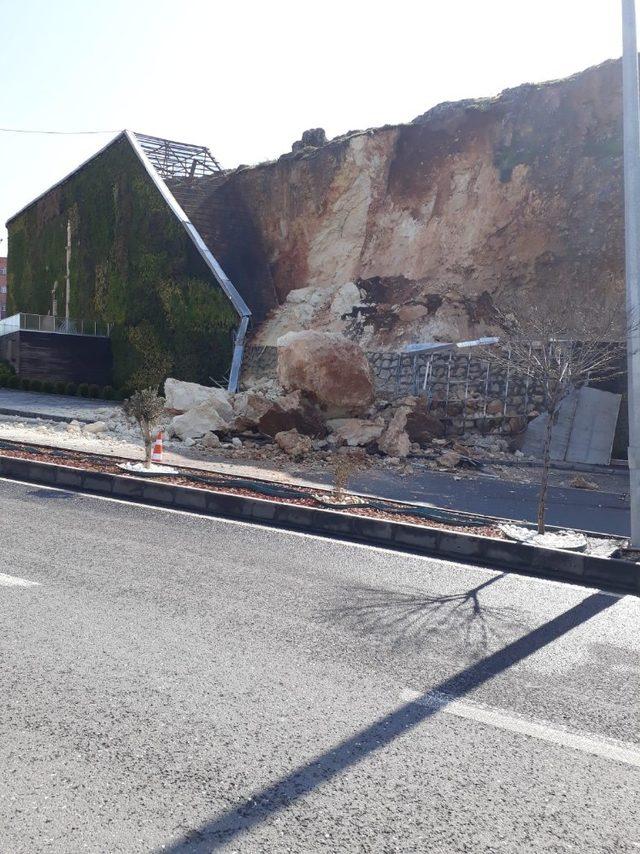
left=5, top=131, right=127, bottom=227
left=125, top=130, right=251, bottom=321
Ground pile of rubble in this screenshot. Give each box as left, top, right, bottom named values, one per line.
left=163, top=331, right=524, bottom=469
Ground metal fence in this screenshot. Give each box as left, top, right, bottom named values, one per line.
left=0, top=313, right=111, bottom=338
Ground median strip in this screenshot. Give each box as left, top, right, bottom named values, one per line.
left=0, top=444, right=637, bottom=595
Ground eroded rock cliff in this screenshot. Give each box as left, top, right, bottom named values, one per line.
left=187, top=58, right=624, bottom=349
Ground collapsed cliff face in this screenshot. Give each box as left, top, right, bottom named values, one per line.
left=197, top=59, right=624, bottom=349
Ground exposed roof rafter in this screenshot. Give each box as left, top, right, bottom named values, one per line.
left=134, top=132, right=222, bottom=179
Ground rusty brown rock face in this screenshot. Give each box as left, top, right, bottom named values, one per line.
left=188, top=59, right=624, bottom=350
left=255, top=390, right=327, bottom=438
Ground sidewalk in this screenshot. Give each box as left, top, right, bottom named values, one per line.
left=0, top=389, right=116, bottom=423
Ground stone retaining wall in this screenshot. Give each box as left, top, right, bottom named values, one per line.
left=241, top=345, right=544, bottom=418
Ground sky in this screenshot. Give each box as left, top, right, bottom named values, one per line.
left=0, top=0, right=631, bottom=251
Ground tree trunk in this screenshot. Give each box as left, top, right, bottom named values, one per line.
left=537, top=405, right=556, bottom=534
left=143, top=423, right=152, bottom=469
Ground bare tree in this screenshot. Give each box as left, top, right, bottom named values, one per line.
left=330, top=450, right=368, bottom=502
left=123, top=388, right=166, bottom=468
left=485, top=295, right=627, bottom=534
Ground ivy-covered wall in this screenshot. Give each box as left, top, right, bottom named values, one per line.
left=7, top=135, right=238, bottom=389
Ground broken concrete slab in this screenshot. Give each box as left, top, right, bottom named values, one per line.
left=522, top=387, right=621, bottom=466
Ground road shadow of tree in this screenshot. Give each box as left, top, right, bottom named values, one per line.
left=321, top=573, right=528, bottom=659
left=159, top=590, right=618, bottom=853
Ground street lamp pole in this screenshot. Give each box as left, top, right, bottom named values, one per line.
left=622, top=0, right=640, bottom=546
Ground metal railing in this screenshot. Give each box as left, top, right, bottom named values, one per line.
left=0, top=313, right=112, bottom=338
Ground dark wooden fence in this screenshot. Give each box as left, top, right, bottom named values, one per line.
left=0, top=331, right=112, bottom=385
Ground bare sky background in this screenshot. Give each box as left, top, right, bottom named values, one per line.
left=0, top=0, right=630, bottom=249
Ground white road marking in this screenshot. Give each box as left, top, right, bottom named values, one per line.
left=0, top=572, right=39, bottom=587
left=0, top=476, right=621, bottom=598
left=401, top=688, right=640, bottom=768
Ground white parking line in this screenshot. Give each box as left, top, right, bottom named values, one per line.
left=0, top=572, right=40, bottom=587
left=401, top=688, right=640, bottom=768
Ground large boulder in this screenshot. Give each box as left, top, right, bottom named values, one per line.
left=327, top=417, right=384, bottom=447
left=277, top=331, right=374, bottom=416
left=291, top=127, right=327, bottom=153
left=378, top=406, right=412, bottom=458
left=231, top=392, right=274, bottom=431
left=258, top=390, right=326, bottom=437
left=170, top=398, right=231, bottom=440
left=232, top=389, right=326, bottom=437
left=402, top=397, right=445, bottom=443
left=165, top=378, right=233, bottom=418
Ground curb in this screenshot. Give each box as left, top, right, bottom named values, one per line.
left=0, top=453, right=637, bottom=596
left=0, top=407, right=95, bottom=425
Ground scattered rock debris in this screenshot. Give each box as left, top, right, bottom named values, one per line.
left=567, top=474, right=600, bottom=490
left=0, top=336, right=625, bottom=502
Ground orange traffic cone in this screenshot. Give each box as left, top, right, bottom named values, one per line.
left=151, top=431, right=164, bottom=463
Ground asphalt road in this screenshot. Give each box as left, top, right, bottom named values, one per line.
left=0, top=479, right=638, bottom=853
left=348, top=467, right=632, bottom=536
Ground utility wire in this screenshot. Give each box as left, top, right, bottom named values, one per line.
left=0, top=127, right=119, bottom=135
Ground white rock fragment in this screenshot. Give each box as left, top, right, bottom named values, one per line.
left=83, top=421, right=107, bottom=434
left=170, top=397, right=232, bottom=440
left=327, top=417, right=384, bottom=447
left=164, top=378, right=233, bottom=417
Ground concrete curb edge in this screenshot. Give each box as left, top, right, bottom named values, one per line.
left=0, top=407, right=96, bottom=424
left=1, top=453, right=637, bottom=595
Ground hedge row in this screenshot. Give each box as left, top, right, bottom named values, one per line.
left=0, top=374, right=128, bottom=400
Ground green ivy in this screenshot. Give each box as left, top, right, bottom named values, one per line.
left=7, top=135, right=237, bottom=388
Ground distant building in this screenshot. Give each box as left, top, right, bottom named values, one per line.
left=0, top=257, right=7, bottom=318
